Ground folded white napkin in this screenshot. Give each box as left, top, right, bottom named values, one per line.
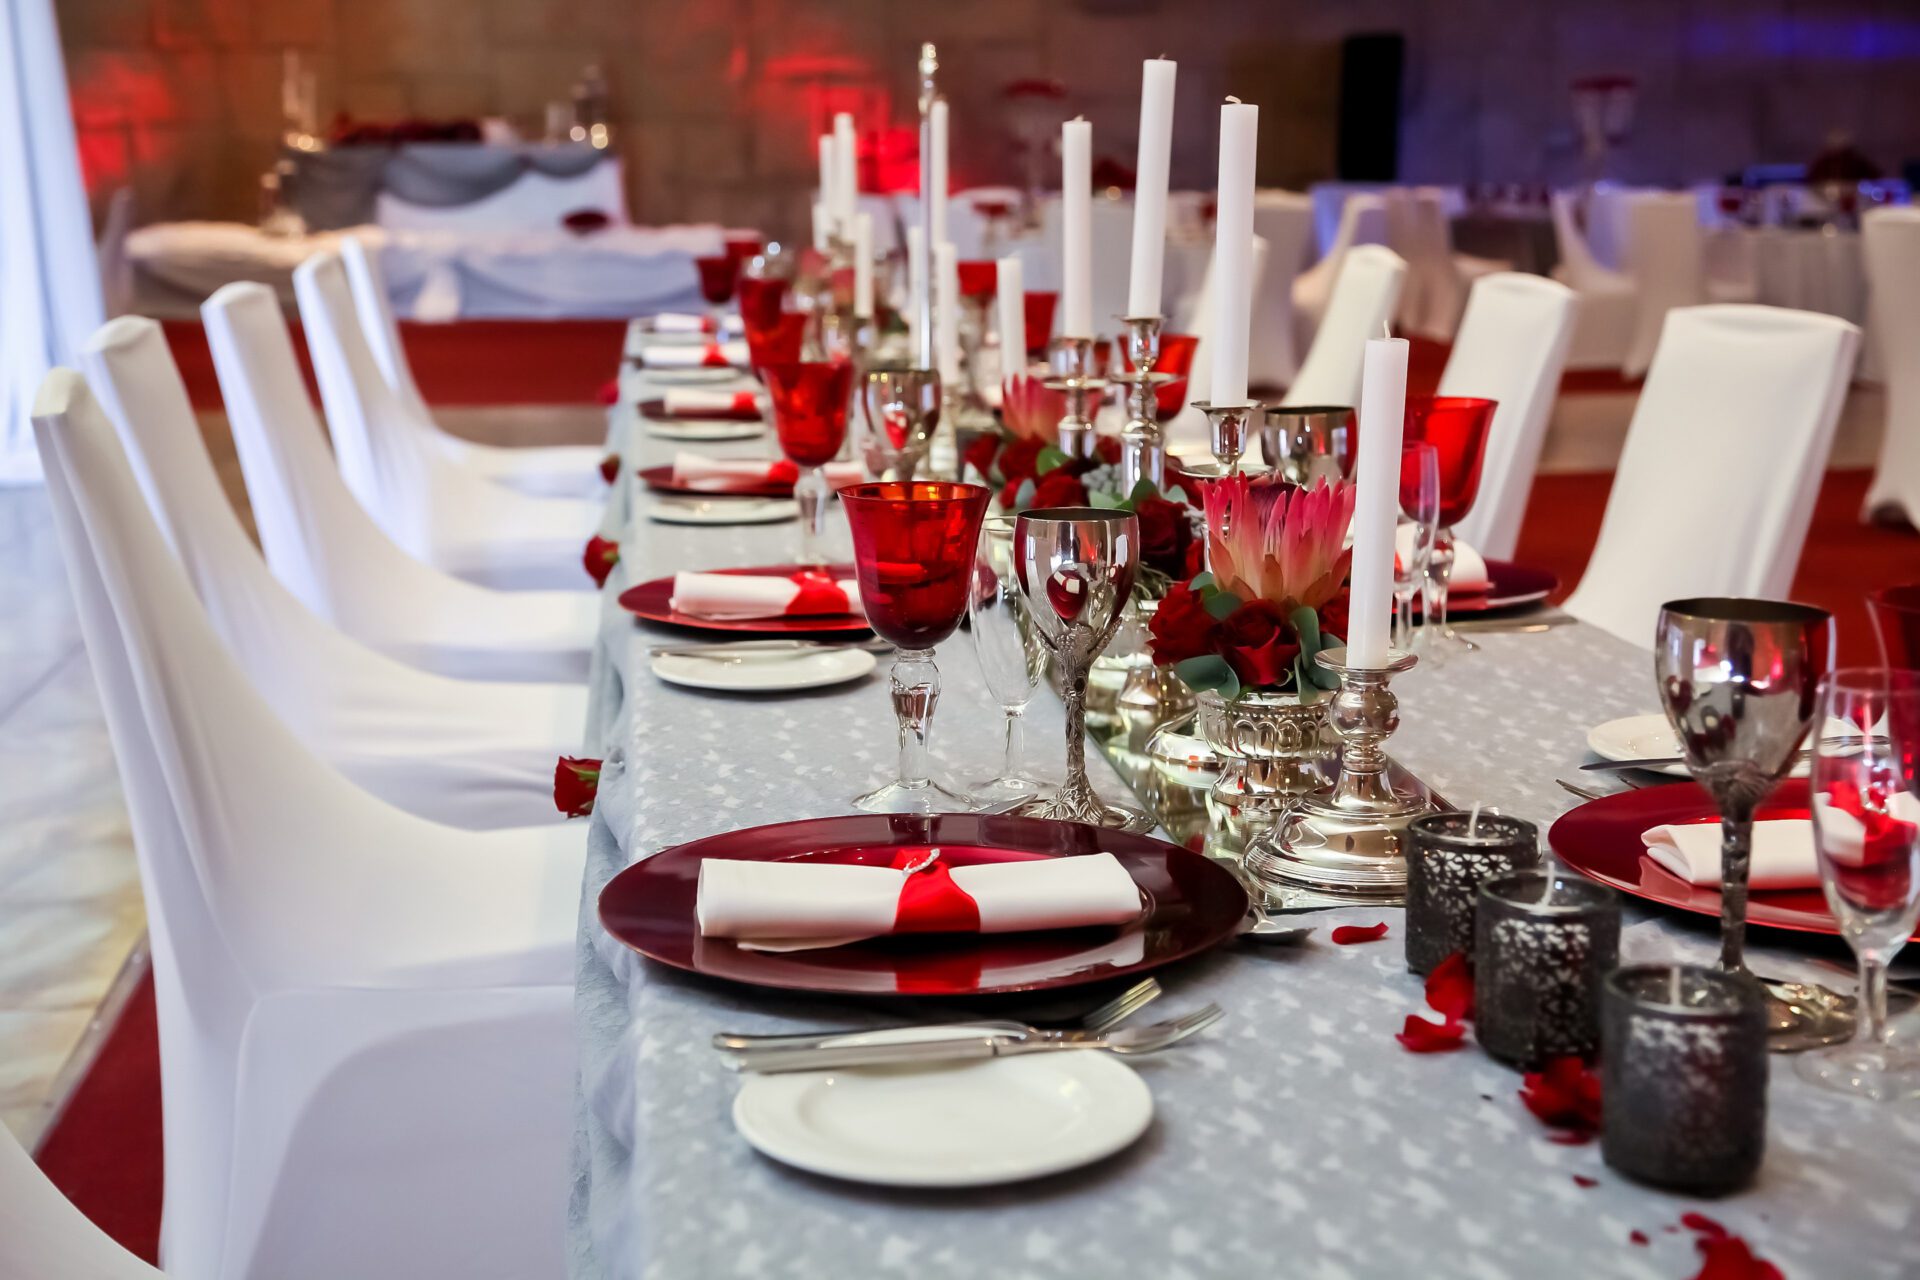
left=669, top=571, right=863, bottom=620
left=1396, top=525, right=1490, bottom=592
left=670, top=452, right=863, bottom=492
left=696, top=852, right=1143, bottom=949
left=645, top=340, right=749, bottom=368
left=1642, top=820, right=1819, bottom=890
left=662, top=388, right=762, bottom=417
left=650, top=312, right=713, bottom=333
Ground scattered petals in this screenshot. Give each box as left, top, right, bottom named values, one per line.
left=1424, top=951, right=1475, bottom=1021
left=1682, top=1214, right=1729, bottom=1240
left=1571, top=1174, right=1598, bottom=1188
left=1630, top=1231, right=1649, bottom=1247
left=1331, top=922, right=1389, bottom=945
left=1683, top=1215, right=1785, bottom=1280
left=1395, top=1013, right=1468, bottom=1053
left=553, top=756, right=602, bottom=818
left=583, top=534, right=620, bottom=588
left=1520, top=1056, right=1603, bottom=1142
left=600, top=453, right=620, bottom=484
left=596, top=378, right=620, bottom=406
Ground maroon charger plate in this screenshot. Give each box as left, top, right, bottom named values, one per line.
left=617, top=563, right=872, bottom=635
left=638, top=464, right=791, bottom=499
left=637, top=397, right=762, bottom=423
left=597, top=813, right=1251, bottom=997
left=1550, top=778, right=1920, bottom=942
left=1418, top=559, right=1559, bottom=617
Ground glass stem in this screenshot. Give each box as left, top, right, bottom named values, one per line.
left=1429, top=525, right=1456, bottom=639
left=890, top=648, right=939, bottom=790
left=1858, top=952, right=1891, bottom=1047
left=1393, top=588, right=1413, bottom=649
left=1717, top=797, right=1756, bottom=974
left=795, top=465, right=830, bottom=567
left=1001, top=705, right=1024, bottom=777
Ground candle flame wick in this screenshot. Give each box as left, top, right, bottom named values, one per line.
left=1380, top=320, right=1393, bottom=340
left=1225, top=95, right=1242, bottom=104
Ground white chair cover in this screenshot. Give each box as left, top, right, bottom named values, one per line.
left=293, top=248, right=602, bottom=590
left=83, top=315, right=588, bottom=829
left=1401, top=188, right=1509, bottom=342
left=1291, top=194, right=1389, bottom=347
left=1862, top=208, right=1920, bottom=527
left=204, top=281, right=598, bottom=683
left=1549, top=190, right=1638, bottom=371
left=0, top=1116, right=161, bottom=1278
left=32, top=370, right=579, bottom=1279
left=1164, top=235, right=1271, bottom=460
left=96, top=187, right=137, bottom=319
left=1564, top=305, right=1861, bottom=646
left=1620, top=192, right=1708, bottom=379
left=1440, top=274, right=1578, bottom=560
left=1283, top=245, right=1408, bottom=409
left=340, top=234, right=606, bottom=498
left=1249, top=190, right=1315, bottom=389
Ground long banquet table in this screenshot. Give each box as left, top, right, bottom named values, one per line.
left=569, top=335, right=1920, bottom=1279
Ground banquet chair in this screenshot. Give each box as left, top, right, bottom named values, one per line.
left=340, top=235, right=606, bottom=498
left=32, top=371, right=579, bottom=1280
left=1248, top=190, right=1315, bottom=389
left=1401, top=189, right=1510, bottom=342
left=1442, top=274, right=1578, bottom=561
left=206, top=282, right=599, bottom=683
left=1549, top=190, right=1638, bottom=371
left=1861, top=207, right=1920, bottom=527
left=294, top=249, right=602, bottom=591
left=1563, top=305, right=1860, bottom=646
left=1, top=1118, right=163, bottom=1278
left=1618, top=191, right=1720, bottom=379
left=1291, top=193, right=1389, bottom=346
left=84, top=315, right=589, bottom=828
left=1282, top=245, right=1408, bottom=408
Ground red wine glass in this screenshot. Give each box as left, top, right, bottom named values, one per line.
left=841, top=481, right=991, bottom=814
left=1869, top=584, right=1920, bottom=669
left=763, top=360, right=854, bottom=565
left=956, top=260, right=998, bottom=405
left=1022, top=291, right=1058, bottom=361
left=737, top=274, right=790, bottom=336
left=1402, top=395, right=1496, bottom=660
left=1120, top=331, right=1199, bottom=417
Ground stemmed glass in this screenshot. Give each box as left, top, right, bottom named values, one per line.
left=956, top=261, right=998, bottom=407
left=1655, top=596, right=1836, bottom=1045
left=1006, top=507, right=1153, bottom=832
left=1798, top=668, right=1920, bottom=1100
left=1396, top=442, right=1440, bottom=652
left=842, top=481, right=990, bottom=814
left=1868, top=583, right=1920, bottom=667
left=966, top=516, right=1047, bottom=803
left=859, top=366, right=941, bottom=481
left=737, top=273, right=790, bottom=337
left=762, top=360, right=853, bottom=566
left=1403, top=395, right=1496, bottom=662
left=693, top=254, right=740, bottom=330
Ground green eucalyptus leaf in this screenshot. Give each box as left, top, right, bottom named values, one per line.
left=1174, top=654, right=1240, bottom=700
left=1290, top=605, right=1322, bottom=656
left=1202, top=589, right=1243, bottom=621
left=1013, top=477, right=1037, bottom=509
left=1188, top=571, right=1217, bottom=593
left=1129, top=477, right=1161, bottom=504
left=1035, top=446, right=1072, bottom=475
left=1089, top=488, right=1127, bottom=509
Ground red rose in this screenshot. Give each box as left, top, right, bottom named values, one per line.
left=962, top=433, right=1001, bottom=481
left=583, top=534, right=620, bottom=588
left=1183, top=538, right=1206, bottom=579
left=997, top=477, right=1025, bottom=510
left=997, top=437, right=1044, bottom=484
left=553, top=756, right=602, bottom=818
left=1133, top=495, right=1192, bottom=576
left=595, top=378, right=620, bottom=406
left=1094, top=436, right=1122, bottom=465
left=1147, top=581, right=1216, bottom=665
left=1029, top=470, right=1089, bottom=509
left=599, top=453, right=620, bottom=485
left=1317, top=593, right=1350, bottom=644
left=1218, top=600, right=1300, bottom=689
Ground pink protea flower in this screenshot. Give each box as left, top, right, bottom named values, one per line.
left=1000, top=373, right=1064, bottom=444
left=1203, top=474, right=1356, bottom=612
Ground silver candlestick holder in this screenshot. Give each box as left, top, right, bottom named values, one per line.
left=1043, top=335, right=1107, bottom=460
left=1245, top=646, right=1432, bottom=901
left=1111, top=315, right=1174, bottom=493
left=1192, top=401, right=1263, bottom=476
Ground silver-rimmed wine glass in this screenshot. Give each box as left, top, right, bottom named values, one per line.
left=1654, top=596, right=1836, bottom=1046
left=1006, top=507, right=1152, bottom=832
left=965, top=515, right=1047, bottom=804
left=858, top=365, right=941, bottom=482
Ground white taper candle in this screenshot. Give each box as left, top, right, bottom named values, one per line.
left=996, top=255, right=1026, bottom=375
left=1127, top=58, right=1177, bottom=318
left=935, top=241, right=961, bottom=384
left=832, top=112, right=856, bottom=230
left=930, top=99, right=950, bottom=249
left=1061, top=117, right=1092, bottom=338
left=1347, top=336, right=1409, bottom=668
left=1208, top=99, right=1257, bottom=406
left=853, top=211, right=874, bottom=318
left=906, top=226, right=928, bottom=366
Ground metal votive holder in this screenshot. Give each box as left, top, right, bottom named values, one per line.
left=1474, top=870, right=1622, bottom=1066
left=1403, top=811, right=1539, bottom=975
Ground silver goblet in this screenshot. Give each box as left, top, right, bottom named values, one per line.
left=1654, top=596, right=1836, bottom=1046
left=1258, top=404, right=1354, bottom=486
left=1007, top=507, right=1153, bottom=832
left=859, top=365, right=941, bottom=482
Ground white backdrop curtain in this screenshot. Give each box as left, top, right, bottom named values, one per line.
left=1, top=0, right=103, bottom=485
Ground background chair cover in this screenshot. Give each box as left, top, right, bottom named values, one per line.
left=1549, top=190, right=1637, bottom=371
left=1292, top=194, right=1389, bottom=349
left=1861, top=208, right=1920, bottom=527
left=1283, top=245, right=1408, bottom=409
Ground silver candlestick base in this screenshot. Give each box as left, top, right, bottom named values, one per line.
left=1244, top=646, right=1432, bottom=901
left=1043, top=335, right=1107, bottom=460
left=1192, top=401, right=1264, bottom=476
left=1111, top=315, right=1174, bottom=493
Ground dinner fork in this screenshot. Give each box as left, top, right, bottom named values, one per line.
left=710, top=977, right=1162, bottom=1054
left=723, top=1002, right=1224, bottom=1074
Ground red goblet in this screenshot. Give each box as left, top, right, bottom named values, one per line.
left=956, top=260, right=999, bottom=404
left=724, top=232, right=765, bottom=267
left=744, top=311, right=807, bottom=381
left=1869, top=584, right=1920, bottom=668
left=763, top=360, right=854, bottom=565
left=737, top=274, right=790, bottom=335
left=1402, top=395, right=1497, bottom=659
left=841, top=481, right=991, bottom=814
left=1023, top=291, right=1058, bottom=359
left=694, top=253, right=741, bottom=332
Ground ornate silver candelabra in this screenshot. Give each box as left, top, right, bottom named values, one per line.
left=1111, top=315, right=1173, bottom=492
left=1044, top=336, right=1107, bottom=460
left=1192, top=400, right=1263, bottom=476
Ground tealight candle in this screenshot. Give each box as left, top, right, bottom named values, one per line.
left=1602, top=965, right=1767, bottom=1194
left=1404, top=811, right=1539, bottom=975
left=1474, top=870, right=1620, bottom=1065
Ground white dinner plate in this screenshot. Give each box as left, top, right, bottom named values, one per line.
left=651, top=645, right=875, bottom=693
left=645, top=367, right=742, bottom=386
left=645, top=420, right=764, bottom=443
left=731, top=1026, right=1153, bottom=1187
left=1586, top=713, right=1835, bottom=778
left=647, top=497, right=797, bottom=526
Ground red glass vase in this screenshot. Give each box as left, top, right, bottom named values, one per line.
left=737, top=275, right=790, bottom=333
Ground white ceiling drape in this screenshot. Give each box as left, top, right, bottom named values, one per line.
left=0, top=0, right=104, bottom=485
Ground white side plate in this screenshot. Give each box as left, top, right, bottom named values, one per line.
left=645, top=367, right=741, bottom=386
left=653, top=645, right=874, bottom=692
left=647, top=498, right=798, bottom=526
left=645, top=420, right=764, bottom=443
left=1586, top=713, right=1830, bottom=778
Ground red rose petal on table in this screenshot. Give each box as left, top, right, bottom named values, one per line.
left=1395, top=1013, right=1467, bottom=1052
left=1424, top=951, right=1474, bottom=1021
left=599, top=453, right=620, bottom=485
left=1630, top=1230, right=1649, bottom=1247
left=1682, top=1214, right=1729, bottom=1240
left=582, top=535, right=620, bottom=588
left=1331, top=922, right=1389, bottom=944
left=1693, top=1235, right=1785, bottom=1280
left=1571, top=1174, right=1598, bottom=1188
left=1520, top=1056, right=1603, bottom=1140
left=596, top=378, right=620, bottom=406
left=553, top=756, right=602, bottom=819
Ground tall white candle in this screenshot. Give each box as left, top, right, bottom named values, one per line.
left=1127, top=58, right=1177, bottom=318
left=1347, top=336, right=1409, bottom=668
left=817, top=134, right=834, bottom=220
left=833, top=113, right=857, bottom=230
left=935, top=241, right=961, bottom=384
left=1209, top=100, right=1258, bottom=406
left=930, top=99, right=950, bottom=249
left=996, top=255, right=1026, bottom=375
left=853, top=211, right=874, bottom=318
left=1061, top=117, right=1092, bottom=338
left=811, top=200, right=830, bottom=253
left=906, top=226, right=928, bottom=366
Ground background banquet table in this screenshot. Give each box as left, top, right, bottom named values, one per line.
left=568, top=343, right=1920, bottom=1279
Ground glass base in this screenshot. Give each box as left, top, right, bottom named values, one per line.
left=966, top=773, right=1047, bottom=805
left=1006, top=791, right=1156, bottom=834
left=1794, top=1041, right=1920, bottom=1101
left=851, top=776, right=978, bottom=815
left=1422, top=627, right=1479, bottom=663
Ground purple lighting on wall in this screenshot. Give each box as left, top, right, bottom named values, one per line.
left=1684, top=16, right=1920, bottom=62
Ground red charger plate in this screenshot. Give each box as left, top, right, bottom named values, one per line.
left=618, top=564, right=871, bottom=635
left=597, top=813, right=1251, bottom=997
left=1551, top=778, right=1920, bottom=942
left=637, top=397, right=762, bottom=423
left=638, top=464, right=791, bottom=499
left=1430, top=560, right=1559, bottom=616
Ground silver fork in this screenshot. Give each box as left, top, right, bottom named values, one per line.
left=710, top=977, right=1162, bottom=1054
left=723, top=1002, right=1224, bottom=1074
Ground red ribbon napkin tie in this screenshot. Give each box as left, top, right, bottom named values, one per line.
left=890, top=849, right=981, bottom=934
left=784, top=571, right=852, bottom=617
left=729, top=391, right=757, bottom=413
left=700, top=343, right=730, bottom=367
